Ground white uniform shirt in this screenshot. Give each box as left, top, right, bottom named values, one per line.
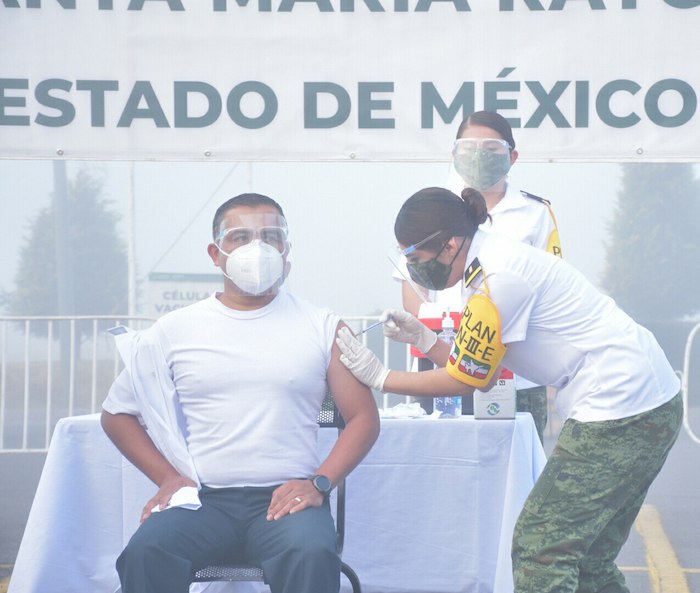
left=433, top=184, right=560, bottom=389
left=103, top=291, right=340, bottom=488
left=434, top=183, right=558, bottom=312
left=460, top=230, right=679, bottom=423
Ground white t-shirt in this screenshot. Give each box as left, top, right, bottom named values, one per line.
left=103, top=291, right=340, bottom=488
left=460, top=230, right=679, bottom=422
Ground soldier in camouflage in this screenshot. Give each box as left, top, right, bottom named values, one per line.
left=512, top=393, right=682, bottom=592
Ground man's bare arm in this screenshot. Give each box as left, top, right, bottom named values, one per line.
left=318, top=321, right=381, bottom=486
left=267, top=321, right=380, bottom=520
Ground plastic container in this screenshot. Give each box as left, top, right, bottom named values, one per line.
left=412, top=303, right=461, bottom=359
left=434, top=312, right=462, bottom=418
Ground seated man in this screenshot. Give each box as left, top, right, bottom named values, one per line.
left=101, top=193, right=380, bottom=593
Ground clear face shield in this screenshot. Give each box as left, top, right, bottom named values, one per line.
left=452, top=137, right=513, bottom=191
left=215, top=211, right=290, bottom=296
left=395, top=230, right=467, bottom=292
left=400, top=231, right=452, bottom=291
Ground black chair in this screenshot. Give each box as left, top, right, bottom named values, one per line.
left=191, top=392, right=362, bottom=593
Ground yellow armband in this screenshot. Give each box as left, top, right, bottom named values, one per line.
left=446, top=265, right=506, bottom=389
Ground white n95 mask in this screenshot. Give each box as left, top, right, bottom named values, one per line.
left=221, top=240, right=284, bottom=296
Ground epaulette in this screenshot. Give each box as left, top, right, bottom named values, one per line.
left=520, top=190, right=551, bottom=206
left=463, top=258, right=483, bottom=288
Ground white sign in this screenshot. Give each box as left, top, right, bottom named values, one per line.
left=148, top=272, right=221, bottom=318
left=1, top=1, right=699, bottom=162
left=474, top=369, right=516, bottom=420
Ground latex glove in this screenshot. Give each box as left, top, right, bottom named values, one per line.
left=381, top=309, right=438, bottom=354
left=336, top=326, right=390, bottom=392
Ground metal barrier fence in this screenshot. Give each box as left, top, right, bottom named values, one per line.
left=0, top=315, right=409, bottom=452
left=682, top=321, right=700, bottom=445
left=4, top=315, right=695, bottom=452
left=0, top=316, right=156, bottom=452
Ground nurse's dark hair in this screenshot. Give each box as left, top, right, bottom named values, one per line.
left=455, top=110, right=516, bottom=150
left=212, top=193, right=285, bottom=240
left=394, top=187, right=489, bottom=251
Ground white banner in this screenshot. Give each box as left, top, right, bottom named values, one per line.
left=1, top=0, right=699, bottom=162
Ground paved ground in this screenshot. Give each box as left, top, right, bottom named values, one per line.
left=2, top=405, right=699, bottom=592
left=0, top=452, right=45, bottom=589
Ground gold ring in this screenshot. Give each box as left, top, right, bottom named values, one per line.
left=293, top=496, right=302, bottom=503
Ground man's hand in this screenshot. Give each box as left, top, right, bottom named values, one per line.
left=141, top=474, right=197, bottom=522
left=381, top=309, right=438, bottom=354
left=267, top=479, right=325, bottom=521
left=335, top=327, right=390, bottom=391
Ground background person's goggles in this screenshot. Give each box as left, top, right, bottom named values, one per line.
left=453, top=137, right=512, bottom=156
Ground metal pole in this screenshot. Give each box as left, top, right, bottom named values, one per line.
left=127, top=162, right=137, bottom=317
left=52, top=160, right=74, bottom=315
left=52, top=160, right=74, bottom=413
left=682, top=322, right=700, bottom=445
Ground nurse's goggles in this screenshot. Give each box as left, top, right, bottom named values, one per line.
left=400, top=229, right=445, bottom=257
left=216, top=212, right=289, bottom=255
left=452, top=137, right=512, bottom=156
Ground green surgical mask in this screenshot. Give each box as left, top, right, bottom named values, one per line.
left=405, top=236, right=467, bottom=291
left=406, top=254, right=452, bottom=291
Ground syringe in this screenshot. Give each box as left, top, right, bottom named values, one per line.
left=355, top=311, right=399, bottom=336
left=354, top=319, right=384, bottom=336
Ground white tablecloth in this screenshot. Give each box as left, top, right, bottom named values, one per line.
left=9, top=413, right=546, bottom=593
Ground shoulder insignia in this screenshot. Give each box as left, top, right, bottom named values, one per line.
left=520, top=190, right=551, bottom=206
left=464, top=258, right=483, bottom=288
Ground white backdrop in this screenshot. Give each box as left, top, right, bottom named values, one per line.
left=1, top=1, right=699, bottom=162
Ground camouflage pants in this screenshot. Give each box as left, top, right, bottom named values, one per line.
left=516, top=386, right=548, bottom=444
left=512, top=392, right=682, bottom=593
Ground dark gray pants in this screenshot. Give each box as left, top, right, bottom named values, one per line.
left=512, top=392, right=683, bottom=593
left=117, top=485, right=340, bottom=593
left=516, top=385, right=548, bottom=444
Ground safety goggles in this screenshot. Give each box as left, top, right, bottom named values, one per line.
left=217, top=226, right=289, bottom=254
left=400, top=230, right=445, bottom=257
left=453, top=137, right=512, bottom=156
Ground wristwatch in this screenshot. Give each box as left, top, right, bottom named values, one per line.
left=311, top=474, right=333, bottom=497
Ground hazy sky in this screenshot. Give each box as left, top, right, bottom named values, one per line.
left=1, top=158, right=625, bottom=317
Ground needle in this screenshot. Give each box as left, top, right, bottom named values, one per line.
left=355, top=320, right=384, bottom=336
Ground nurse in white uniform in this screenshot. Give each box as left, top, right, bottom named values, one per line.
left=337, top=187, right=682, bottom=593
left=400, top=111, right=562, bottom=440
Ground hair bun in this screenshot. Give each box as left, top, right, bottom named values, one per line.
left=460, top=188, right=489, bottom=225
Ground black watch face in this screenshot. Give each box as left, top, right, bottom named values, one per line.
left=313, top=475, right=332, bottom=493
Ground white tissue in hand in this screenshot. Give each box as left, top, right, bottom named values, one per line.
left=151, top=486, right=201, bottom=513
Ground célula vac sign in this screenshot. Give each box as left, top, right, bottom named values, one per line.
left=148, top=273, right=222, bottom=318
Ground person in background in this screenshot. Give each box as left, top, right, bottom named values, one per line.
left=101, top=193, right=380, bottom=593
left=397, top=111, right=562, bottom=441
left=337, top=186, right=681, bottom=593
